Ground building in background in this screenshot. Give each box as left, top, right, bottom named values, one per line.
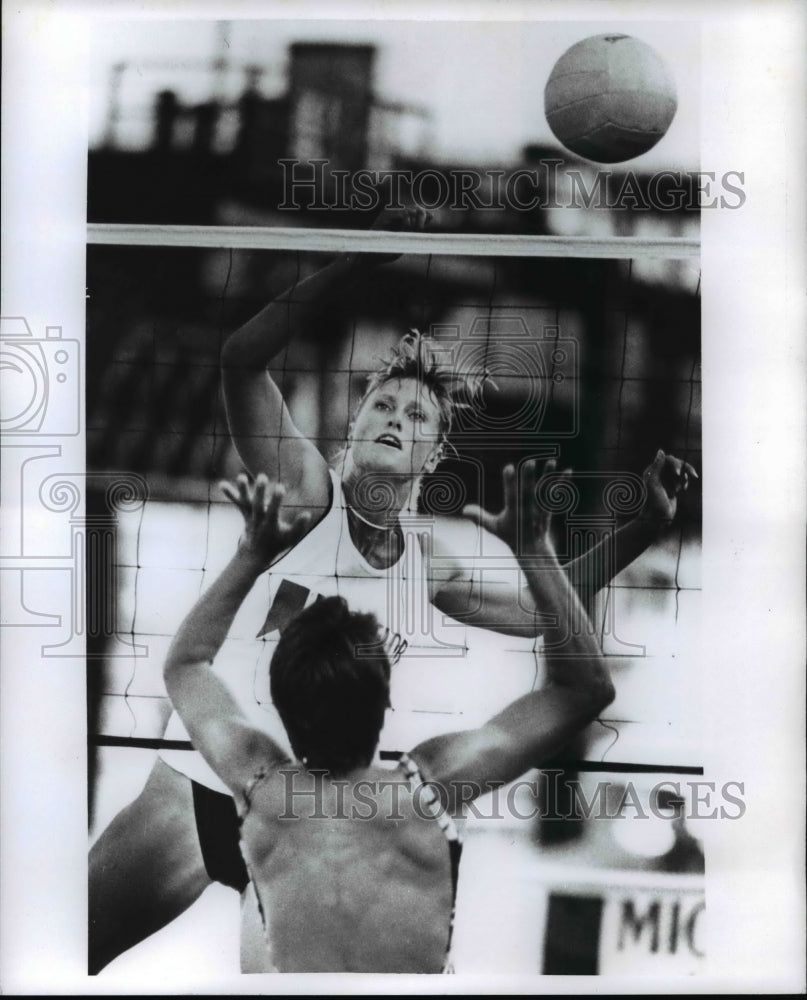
left=87, top=40, right=700, bottom=498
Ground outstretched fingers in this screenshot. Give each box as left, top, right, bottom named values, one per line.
left=501, top=463, right=518, bottom=518
left=664, top=455, right=699, bottom=496
left=256, top=478, right=311, bottom=548
left=461, top=463, right=516, bottom=543
left=521, top=459, right=541, bottom=539
left=220, top=473, right=314, bottom=561
left=459, top=458, right=574, bottom=557
left=681, top=460, right=699, bottom=486
left=529, top=458, right=559, bottom=537
left=261, top=477, right=285, bottom=522
left=251, top=473, right=270, bottom=517
left=218, top=479, right=240, bottom=507
left=530, top=459, right=573, bottom=546
left=219, top=473, right=253, bottom=514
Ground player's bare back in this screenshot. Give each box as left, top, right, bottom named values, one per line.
left=239, top=763, right=454, bottom=973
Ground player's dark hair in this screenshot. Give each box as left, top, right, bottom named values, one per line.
left=270, top=596, right=391, bottom=775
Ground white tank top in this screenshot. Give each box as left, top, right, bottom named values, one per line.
left=160, top=472, right=476, bottom=791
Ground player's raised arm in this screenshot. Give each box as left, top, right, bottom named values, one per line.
left=412, top=459, right=615, bottom=810
left=431, top=458, right=578, bottom=637
left=163, top=475, right=310, bottom=797
left=434, top=449, right=698, bottom=634
left=219, top=207, right=430, bottom=505
left=563, top=449, right=698, bottom=603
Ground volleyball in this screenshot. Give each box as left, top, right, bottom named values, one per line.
left=544, top=34, right=677, bottom=163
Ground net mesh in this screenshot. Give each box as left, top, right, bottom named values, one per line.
left=86, top=235, right=701, bottom=780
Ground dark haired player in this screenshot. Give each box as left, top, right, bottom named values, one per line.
left=163, top=469, right=615, bottom=973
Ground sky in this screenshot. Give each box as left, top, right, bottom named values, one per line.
left=89, top=18, right=700, bottom=169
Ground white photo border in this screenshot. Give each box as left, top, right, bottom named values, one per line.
left=1, top=0, right=804, bottom=994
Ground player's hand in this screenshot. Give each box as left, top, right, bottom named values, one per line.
left=352, top=205, right=432, bottom=268
left=462, top=459, right=570, bottom=560
left=640, top=449, right=698, bottom=527
left=370, top=204, right=432, bottom=234
left=219, top=474, right=311, bottom=566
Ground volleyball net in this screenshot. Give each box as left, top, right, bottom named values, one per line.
left=85, top=225, right=702, bottom=822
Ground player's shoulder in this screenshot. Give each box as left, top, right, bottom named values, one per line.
left=428, top=513, right=511, bottom=559
left=428, top=513, right=482, bottom=556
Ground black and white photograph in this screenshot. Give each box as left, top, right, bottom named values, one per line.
left=1, top=1, right=804, bottom=993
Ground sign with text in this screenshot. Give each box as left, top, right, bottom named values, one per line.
left=543, top=876, right=705, bottom=975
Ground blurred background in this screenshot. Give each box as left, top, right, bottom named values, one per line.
left=86, top=17, right=701, bottom=507
left=88, top=22, right=699, bottom=161
left=86, top=17, right=703, bottom=978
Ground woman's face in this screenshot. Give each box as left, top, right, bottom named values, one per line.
left=349, top=378, right=443, bottom=478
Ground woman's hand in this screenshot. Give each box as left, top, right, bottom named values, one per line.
left=640, top=449, right=698, bottom=527
left=350, top=205, right=433, bottom=269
